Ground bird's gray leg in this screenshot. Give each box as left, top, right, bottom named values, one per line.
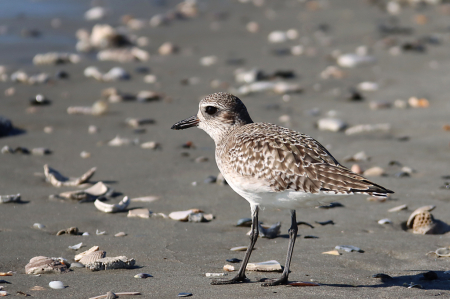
left=211, top=205, right=259, bottom=285
left=261, top=209, right=298, bottom=287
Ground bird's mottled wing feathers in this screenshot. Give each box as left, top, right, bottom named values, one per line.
left=222, top=123, right=391, bottom=196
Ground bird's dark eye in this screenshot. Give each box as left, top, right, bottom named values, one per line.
left=205, top=106, right=218, bottom=115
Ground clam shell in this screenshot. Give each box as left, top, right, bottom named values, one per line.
left=84, top=182, right=108, bottom=196
left=94, top=196, right=130, bottom=213
left=74, top=246, right=100, bottom=262
left=86, top=256, right=135, bottom=271
left=127, top=208, right=151, bottom=219
left=168, top=209, right=202, bottom=221
left=79, top=251, right=106, bottom=265
left=49, top=281, right=65, bottom=289
left=25, top=256, right=69, bottom=275
left=407, top=205, right=436, bottom=228
left=435, top=247, right=450, bottom=257
left=68, top=242, right=83, bottom=250
left=246, top=260, right=282, bottom=272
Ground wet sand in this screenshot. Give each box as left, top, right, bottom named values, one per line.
left=1, top=0, right=450, bottom=298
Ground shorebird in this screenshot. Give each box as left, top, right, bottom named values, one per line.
left=171, top=92, right=393, bottom=286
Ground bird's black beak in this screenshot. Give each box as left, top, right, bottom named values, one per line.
left=171, top=115, right=199, bottom=130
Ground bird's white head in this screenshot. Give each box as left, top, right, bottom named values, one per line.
left=171, top=92, right=253, bottom=145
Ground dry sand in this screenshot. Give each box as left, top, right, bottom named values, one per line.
left=1, top=0, right=450, bottom=298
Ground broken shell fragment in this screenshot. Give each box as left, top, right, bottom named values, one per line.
left=335, top=245, right=364, bottom=253
left=74, top=246, right=100, bottom=262
left=114, top=232, right=127, bottom=237
left=378, top=218, right=392, bottom=225
left=0, top=194, right=21, bottom=203
left=223, top=264, right=235, bottom=272
left=317, top=118, right=347, bottom=132
left=322, top=250, right=341, bottom=256
left=25, top=256, right=70, bottom=274
left=56, top=227, right=79, bottom=236
left=44, top=164, right=96, bottom=187
left=134, top=273, right=152, bottom=279
left=246, top=260, right=282, bottom=272
left=230, top=246, right=248, bottom=251
left=79, top=251, right=106, bottom=266
left=86, top=256, right=135, bottom=271
left=127, top=208, right=151, bottom=219
left=130, top=196, right=159, bottom=203
left=68, top=242, right=83, bottom=250
left=67, top=100, right=108, bottom=116
left=406, top=205, right=436, bottom=228
left=363, top=166, right=385, bottom=177
left=94, top=196, right=130, bottom=213
left=58, top=181, right=109, bottom=202
left=206, top=273, right=226, bottom=277
left=388, top=204, right=407, bottom=212
left=168, top=209, right=202, bottom=221
left=435, top=247, right=450, bottom=257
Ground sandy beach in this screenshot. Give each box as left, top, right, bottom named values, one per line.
left=1, top=0, right=450, bottom=298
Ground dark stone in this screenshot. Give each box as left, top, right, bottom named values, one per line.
left=0, top=116, right=13, bottom=137
left=226, top=258, right=242, bottom=263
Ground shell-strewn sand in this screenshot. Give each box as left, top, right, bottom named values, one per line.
left=1, top=0, right=450, bottom=298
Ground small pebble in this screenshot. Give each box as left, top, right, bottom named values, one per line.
left=226, top=258, right=241, bottom=263
left=363, top=167, right=385, bottom=177
left=134, top=273, right=152, bottom=279
left=48, top=281, right=65, bottom=289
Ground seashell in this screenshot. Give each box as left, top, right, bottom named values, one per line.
left=0, top=194, right=21, bottom=203
left=96, top=230, right=106, bottom=235
left=317, top=118, right=347, bottom=132
left=195, top=156, right=208, bottom=163
left=130, top=196, right=159, bottom=203
left=32, top=52, right=80, bottom=65
left=435, top=247, right=450, bottom=257
left=114, top=232, right=127, bottom=237
left=363, top=166, right=385, bottom=177
left=345, top=124, right=391, bottom=135
left=44, top=164, right=96, bottom=187
left=144, top=74, right=157, bottom=84
left=205, top=273, right=225, bottom=277
left=223, top=264, right=235, bottom=272
left=322, top=250, right=340, bottom=256
left=406, top=205, right=436, bottom=228
left=188, top=212, right=213, bottom=223
left=48, top=281, right=65, bottom=290
left=94, top=196, right=130, bottom=213
left=134, top=273, right=152, bottom=279
left=199, top=56, right=217, bottom=66
left=31, top=147, right=51, bottom=156
left=388, top=204, right=407, bottom=213
left=70, top=262, right=84, bottom=268
left=168, top=209, right=202, bottom=221
left=56, top=227, right=79, bottom=236
left=367, top=196, right=386, bottom=202
left=85, top=182, right=108, bottom=197
left=268, top=31, right=288, bottom=43
left=159, top=42, right=178, bottom=56
left=141, top=141, right=160, bottom=149
left=351, top=164, right=363, bottom=174
left=79, top=251, right=106, bottom=265
left=0, top=272, right=12, bottom=276
left=0, top=291, right=8, bottom=296
left=88, top=125, right=99, bottom=134
left=30, top=94, right=50, bottom=106
left=178, top=293, right=193, bottom=298
left=68, top=242, right=83, bottom=250
left=408, top=97, right=429, bottom=108
left=358, top=81, right=379, bottom=91
left=378, top=218, right=392, bottom=225
left=103, top=67, right=130, bottom=82
left=25, top=256, right=69, bottom=275
left=273, top=82, right=302, bottom=94
left=74, top=246, right=100, bottom=262
left=230, top=246, right=248, bottom=252
left=97, top=47, right=149, bottom=62
left=337, top=53, right=376, bottom=68
left=84, top=66, right=103, bottom=80
left=335, top=245, right=363, bottom=253
left=411, top=211, right=437, bottom=234
left=84, top=6, right=108, bottom=20
left=86, top=256, right=135, bottom=271
left=127, top=208, right=151, bottom=219
left=107, top=136, right=138, bottom=146
left=125, top=118, right=155, bottom=128
left=30, top=286, right=45, bottom=291
left=82, top=232, right=89, bottom=236
left=287, top=281, right=320, bottom=287
left=246, top=260, right=282, bottom=272
left=136, top=90, right=160, bottom=102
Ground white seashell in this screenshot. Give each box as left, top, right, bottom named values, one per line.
left=317, top=118, right=347, bottom=132
left=25, top=256, right=69, bottom=275
left=140, top=142, right=159, bottom=149
left=200, top=56, right=217, bottom=66
left=33, top=223, right=45, bottom=229
left=268, top=31, right=287, bottom=43
left=246, top=21, right=259, bottom=33
left=0, top=291, right=8, bottom=296
left=115, top=232, right=127, bottom=237
left=0, top=194, right=21, bottom=203
left=49, top=281, right=65, bottom=290
left=345, top=124, right=391, bottom=135
left=230, top=246, right=248, bottom=251
left=246, top=260, right=282, bottom=272
left=79, top=251, right=106, bottom=265
left=74, top=246, right=100, bottom=262
left=358, top=81, right=379, bottom=91
left=94, top=196, right=130, bottom=213
left=102, top=67, right=130, bottom=82
left=68, top=242, right=83, bottom=250
left=44, top=164, right=96, bottom=187
left=168, top=209, right=202, bottom=221
left=234, top=68, right=262, bottom=84
left=130, top=196, right=159, bottom=203
left=223, top=264, right=235, bottom=272
left=88, top=125, right=99, bottom=134
left=10, top=70, right=28, bottom=83
left=388, top=204, right=407, bottom=213
left=84, top=182, right=108, bottom=196
left=144, top=74, right=157, bottom=84
left=337, top=54, right=376, bottom=68
left=107, top=136, right=137, bottom=147
left=85, top=6, right=108, bottom=20
left=80, top=151, right=91, bottom=159
left=82, top=232, right=89, bottom=236
left=84, top=66, right=103, bottom=80
left=378, top=218, right=392, bottom=225
left=206, top=273, right=226, bottom=277
left=96, top=229, right=106, bottom=235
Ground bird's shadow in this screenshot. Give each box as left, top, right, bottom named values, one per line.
left=318, top=271, right=450, bottom=290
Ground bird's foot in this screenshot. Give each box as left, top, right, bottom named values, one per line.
left=211, top=275, right=249, bottom=285
left=260, top=276, right=289, bottom=287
